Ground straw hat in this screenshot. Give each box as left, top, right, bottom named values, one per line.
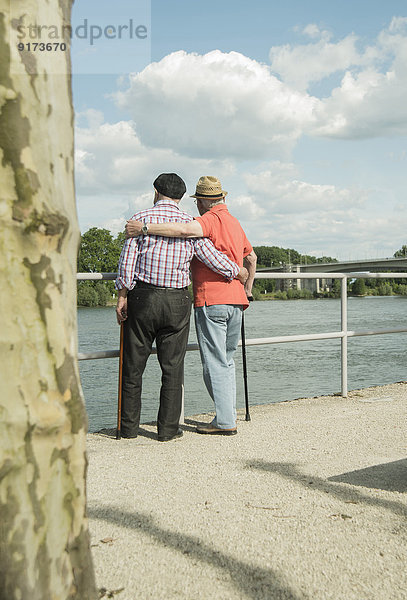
left=190, top=176, right=228, bottom=199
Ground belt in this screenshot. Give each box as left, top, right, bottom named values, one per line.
left=134, top=281, right=188, bottom=291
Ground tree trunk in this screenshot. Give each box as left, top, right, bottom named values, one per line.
left=0, top=2, right=97, bottom=598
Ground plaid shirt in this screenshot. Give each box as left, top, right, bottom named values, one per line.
left=115, top=199, right=240, bottom=290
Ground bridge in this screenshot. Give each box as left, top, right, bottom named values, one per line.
left=257, top=256, right=407, bottom=274
left=256, top=257, right=407, bottom=293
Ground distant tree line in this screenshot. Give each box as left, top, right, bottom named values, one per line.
left=77, top=228, right=125, bottom=306
left=253, top=245, right=338, bottom=269
left=251, top=245, right=338, bottom=300
left=77, top=229, right=407, bottom=306
left=350, top=278, right=407, bottom=297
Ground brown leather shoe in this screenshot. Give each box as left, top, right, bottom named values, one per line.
left=196, top=424, right=237, bottom=436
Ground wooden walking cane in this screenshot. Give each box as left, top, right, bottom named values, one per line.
left=116, top=322, right=124, bottom=440
left=241, top=310, right=251, bottom=422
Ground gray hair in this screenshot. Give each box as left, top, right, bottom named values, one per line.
left=201, top=197, right=225, bottom=209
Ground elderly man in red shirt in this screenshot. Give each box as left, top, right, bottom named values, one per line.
left=126, top=176, right=257, bottom=436
left=116, top=173, right=247, bottom=442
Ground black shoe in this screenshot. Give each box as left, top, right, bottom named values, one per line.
left=120, top=431, right=138, bottom=439
left=158, top=428, right=183, bottom=442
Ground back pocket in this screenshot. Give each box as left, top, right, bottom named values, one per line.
left=206, top=305, right=228, bottom=323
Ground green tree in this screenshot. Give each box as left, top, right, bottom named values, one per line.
left=329, top=279, right=341, bottom=298
left=251, top=286, right=263, bottom=300
left=77, top=227, right=124, bottom=306
left=253, top=246, right=338, bottom=268
left=396, top=284, right=407, bottom=296
left=315, top=256, right=338, bottom=264
left=77, top=283, right=99, bottom=307
left=253, top=278, right=275, bottom=294
left=378, top=282, right=393, bottom=296
left=394, top=244, right=407, bottom=257
left=78, top=227, right=122, bottom=272
left=352, top=278, right=367, bottom=295
left=253, top=245, right=301, bottom=268
left=274, top=290, right=288, bottom=300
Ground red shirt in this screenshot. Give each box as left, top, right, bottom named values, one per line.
left=191, top=204, right=252, bottom=308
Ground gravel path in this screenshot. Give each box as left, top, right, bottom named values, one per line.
left=87, top=382, right=407, bottom=600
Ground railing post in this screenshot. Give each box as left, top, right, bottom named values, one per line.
left=341, top=276, right=348, bottom=397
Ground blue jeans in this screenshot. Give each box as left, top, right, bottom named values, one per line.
left=194, top=304, right=243, bottom=429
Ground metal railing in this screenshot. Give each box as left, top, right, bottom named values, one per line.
left=77, top=271, right=407, bottom=397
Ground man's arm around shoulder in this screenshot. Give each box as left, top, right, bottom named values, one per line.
left=126, top=218, right=204, bottom=239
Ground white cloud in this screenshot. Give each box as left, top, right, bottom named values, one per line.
left=252, top=207, right=407, bottom=260
left=113, top=25, right=407, bottom=157
left=313, top=57, right=407, bottom=138
left=101, top=216, right=127, bottom=236
left=115, top=50, right=319, bottom=159
left=288, top=20, right=407, bottom=138
left=74, top=112, right=237, bottom=231
left=302, top=24, right=327, bottom=40
left=202, top=162, right=386, bottom=259
left=269, top=32, right=361, bottom=91
left=243, top=163, right=367, bottom=214
left=268, top=19, right=407, bottom=139
left=227, top=163, right=405, bottom=259
left=75, top=111, right=236, bottom=196
left=231, top=195, right=266, bottom=220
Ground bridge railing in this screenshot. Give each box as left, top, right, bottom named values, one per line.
left=77, top=271, right=407, bottom=397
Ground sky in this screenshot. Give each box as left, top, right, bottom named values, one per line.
left=71, top=0, right=407, bottom=260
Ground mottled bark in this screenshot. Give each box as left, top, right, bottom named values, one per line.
left=0, top=2, right=97, bottom=599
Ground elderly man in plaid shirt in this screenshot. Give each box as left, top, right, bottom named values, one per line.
left=116, top=173, right=247, bottom=442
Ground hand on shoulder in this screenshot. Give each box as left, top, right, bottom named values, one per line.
left=126, top=219, right=143, bottom=238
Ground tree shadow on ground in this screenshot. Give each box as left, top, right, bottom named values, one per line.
left=328, top=458, right=407, bottom=493
left=245, top=461, right=407, bottom=519
left=88, top=504, right=302, bottom=600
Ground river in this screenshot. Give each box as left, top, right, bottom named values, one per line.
left=78, top=296, right=407, bottom=431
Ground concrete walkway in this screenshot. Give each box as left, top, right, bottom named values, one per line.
left=87, top=382, right=407, bottom=600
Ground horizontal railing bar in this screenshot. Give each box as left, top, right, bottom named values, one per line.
left=241, top=332, right=344, bottom=345
left=348, top=327, right=407, bottom=337
left=77, top=327, right=407, bottom=361
left=78, top=350, right=120, bottom=360
left=77, top=273, right=117, bottom=280
left=78, top=345, right=196, bottom=361
left=77, top=272, right=407, bottom=281
left=342, top=273, right=407, bottom=279
left=252, top=272, right=407, bottom=279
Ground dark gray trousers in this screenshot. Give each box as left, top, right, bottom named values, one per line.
left=121, top=285, right=191, bottom=438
